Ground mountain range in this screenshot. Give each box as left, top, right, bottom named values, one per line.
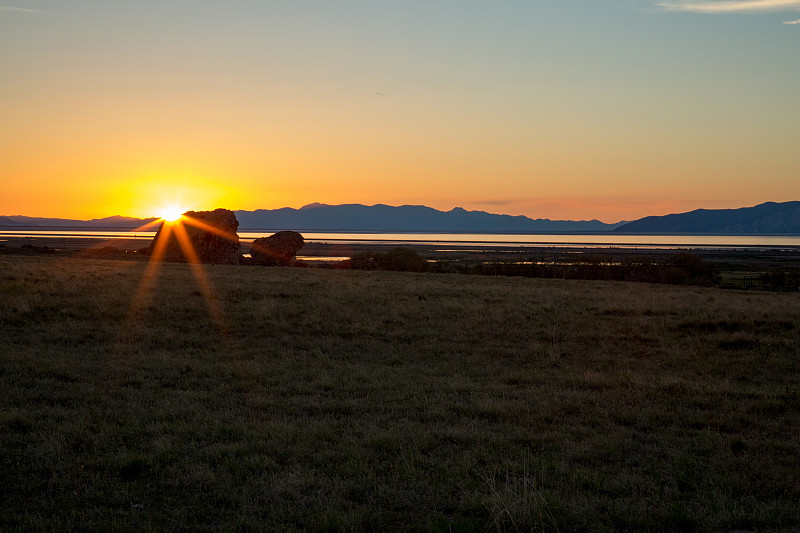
left=0, top=215, right=158, bottom=228
left=235, top=203, right=619, bottom=232
left=0, top=205, right=618, bottom=232
left=1, top=201, right=799, bottom=233
left=613, top=201, right=800, bottom=234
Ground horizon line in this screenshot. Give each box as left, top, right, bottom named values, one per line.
left=2, top=199, right=800, bottom=227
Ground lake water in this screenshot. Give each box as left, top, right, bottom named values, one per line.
left=2, top=229, right=800, bottom=250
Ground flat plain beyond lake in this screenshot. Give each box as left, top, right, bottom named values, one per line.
left=1, top=254, right=799, bottom=531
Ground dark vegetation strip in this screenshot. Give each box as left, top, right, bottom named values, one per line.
left=341, top=247, right=800, bottom=292
left=3, top=239, right=800, bottom=292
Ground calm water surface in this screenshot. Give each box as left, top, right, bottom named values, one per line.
left=2, top=229, right=800, bottom=250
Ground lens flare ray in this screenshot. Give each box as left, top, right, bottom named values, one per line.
left=181, top=215, right=240, bottom=243
left=124, top=216, right=230, bottom=337
left=172, top=220, right=229, bottom=331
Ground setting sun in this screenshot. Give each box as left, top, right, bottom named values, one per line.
left=160, top=206, right=185, bottom=222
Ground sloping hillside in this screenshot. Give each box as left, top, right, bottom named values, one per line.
left=615, top=201, right=800, bottom=233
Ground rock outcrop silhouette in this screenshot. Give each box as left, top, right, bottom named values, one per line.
left=144, top=208, right=242, bottom=264
left=250, top=231, right=304, bottom=266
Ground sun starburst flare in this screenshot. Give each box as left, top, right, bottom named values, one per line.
left=160, top=206, right=185, bottom=222
left=124, top=212, right=240, bottom=339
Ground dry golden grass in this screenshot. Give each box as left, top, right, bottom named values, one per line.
left=1, top=254, right=799, bottom=531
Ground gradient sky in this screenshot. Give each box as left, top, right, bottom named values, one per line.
left=2, top=0, right=798, bottom=222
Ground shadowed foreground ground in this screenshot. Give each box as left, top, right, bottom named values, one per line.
left=1, top=255, right=799, bottom=531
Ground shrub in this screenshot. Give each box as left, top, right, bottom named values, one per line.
left=348, top=247, right=429, bottom=272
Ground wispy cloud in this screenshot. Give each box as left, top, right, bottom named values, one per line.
left=658, top=0, right=800, bottom=13
left=0, top=5, right=44, bottom=13
left=784, top=16, right=800, bottom=21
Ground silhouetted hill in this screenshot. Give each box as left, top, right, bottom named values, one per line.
left=0, top=215, right=158, bottom=228
left=615, top=201, right=800, bottom=234
left=2, top=206, right=618, bottom=232
left=235, top=204, right=620, bottom=232
left=9, top=201, right=798, bottom=233
left=0, top=216, right=22, bottom=226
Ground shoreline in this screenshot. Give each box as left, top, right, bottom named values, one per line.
left=3, top=232, right=800, bottom=261
left=3, top=235, right=800, bottom=281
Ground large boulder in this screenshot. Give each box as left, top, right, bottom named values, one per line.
left=145, top=208, right=242, bottom=264
left=251, top=231, right=304, bottom=266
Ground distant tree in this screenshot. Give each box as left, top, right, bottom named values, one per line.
left=767, top=268, right=787, bottom=291
left=347, top=247, right=429, bottom=273
left=666, top=252, right=717, bottom=286
left=378, top=247, right=428, bottom=272
left=660, top=266, right=690, bottom=285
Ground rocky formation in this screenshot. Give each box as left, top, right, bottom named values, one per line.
left=144, top=208, right=242, bottom=264
left=250, top=231, right=304, bottom=266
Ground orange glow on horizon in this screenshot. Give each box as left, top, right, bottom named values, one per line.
left=92, top=173, right=243, bottom=220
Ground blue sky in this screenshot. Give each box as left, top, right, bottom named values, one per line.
left=1, top=1, right=798, bottom=221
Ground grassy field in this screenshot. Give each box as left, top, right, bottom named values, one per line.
left=1, top=254, right=799, bottom=532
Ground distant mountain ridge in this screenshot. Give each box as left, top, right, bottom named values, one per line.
left=0, top=205, right=616, bottom=232
left=0, top=216, right=22, bottom=226
left=3, top=201, right=799, bottom=233
left=614, top=201, right=800, bottom=234
left=0, top=215, right=157, bottom=228
left=234, top=204, right=620, bottom=232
